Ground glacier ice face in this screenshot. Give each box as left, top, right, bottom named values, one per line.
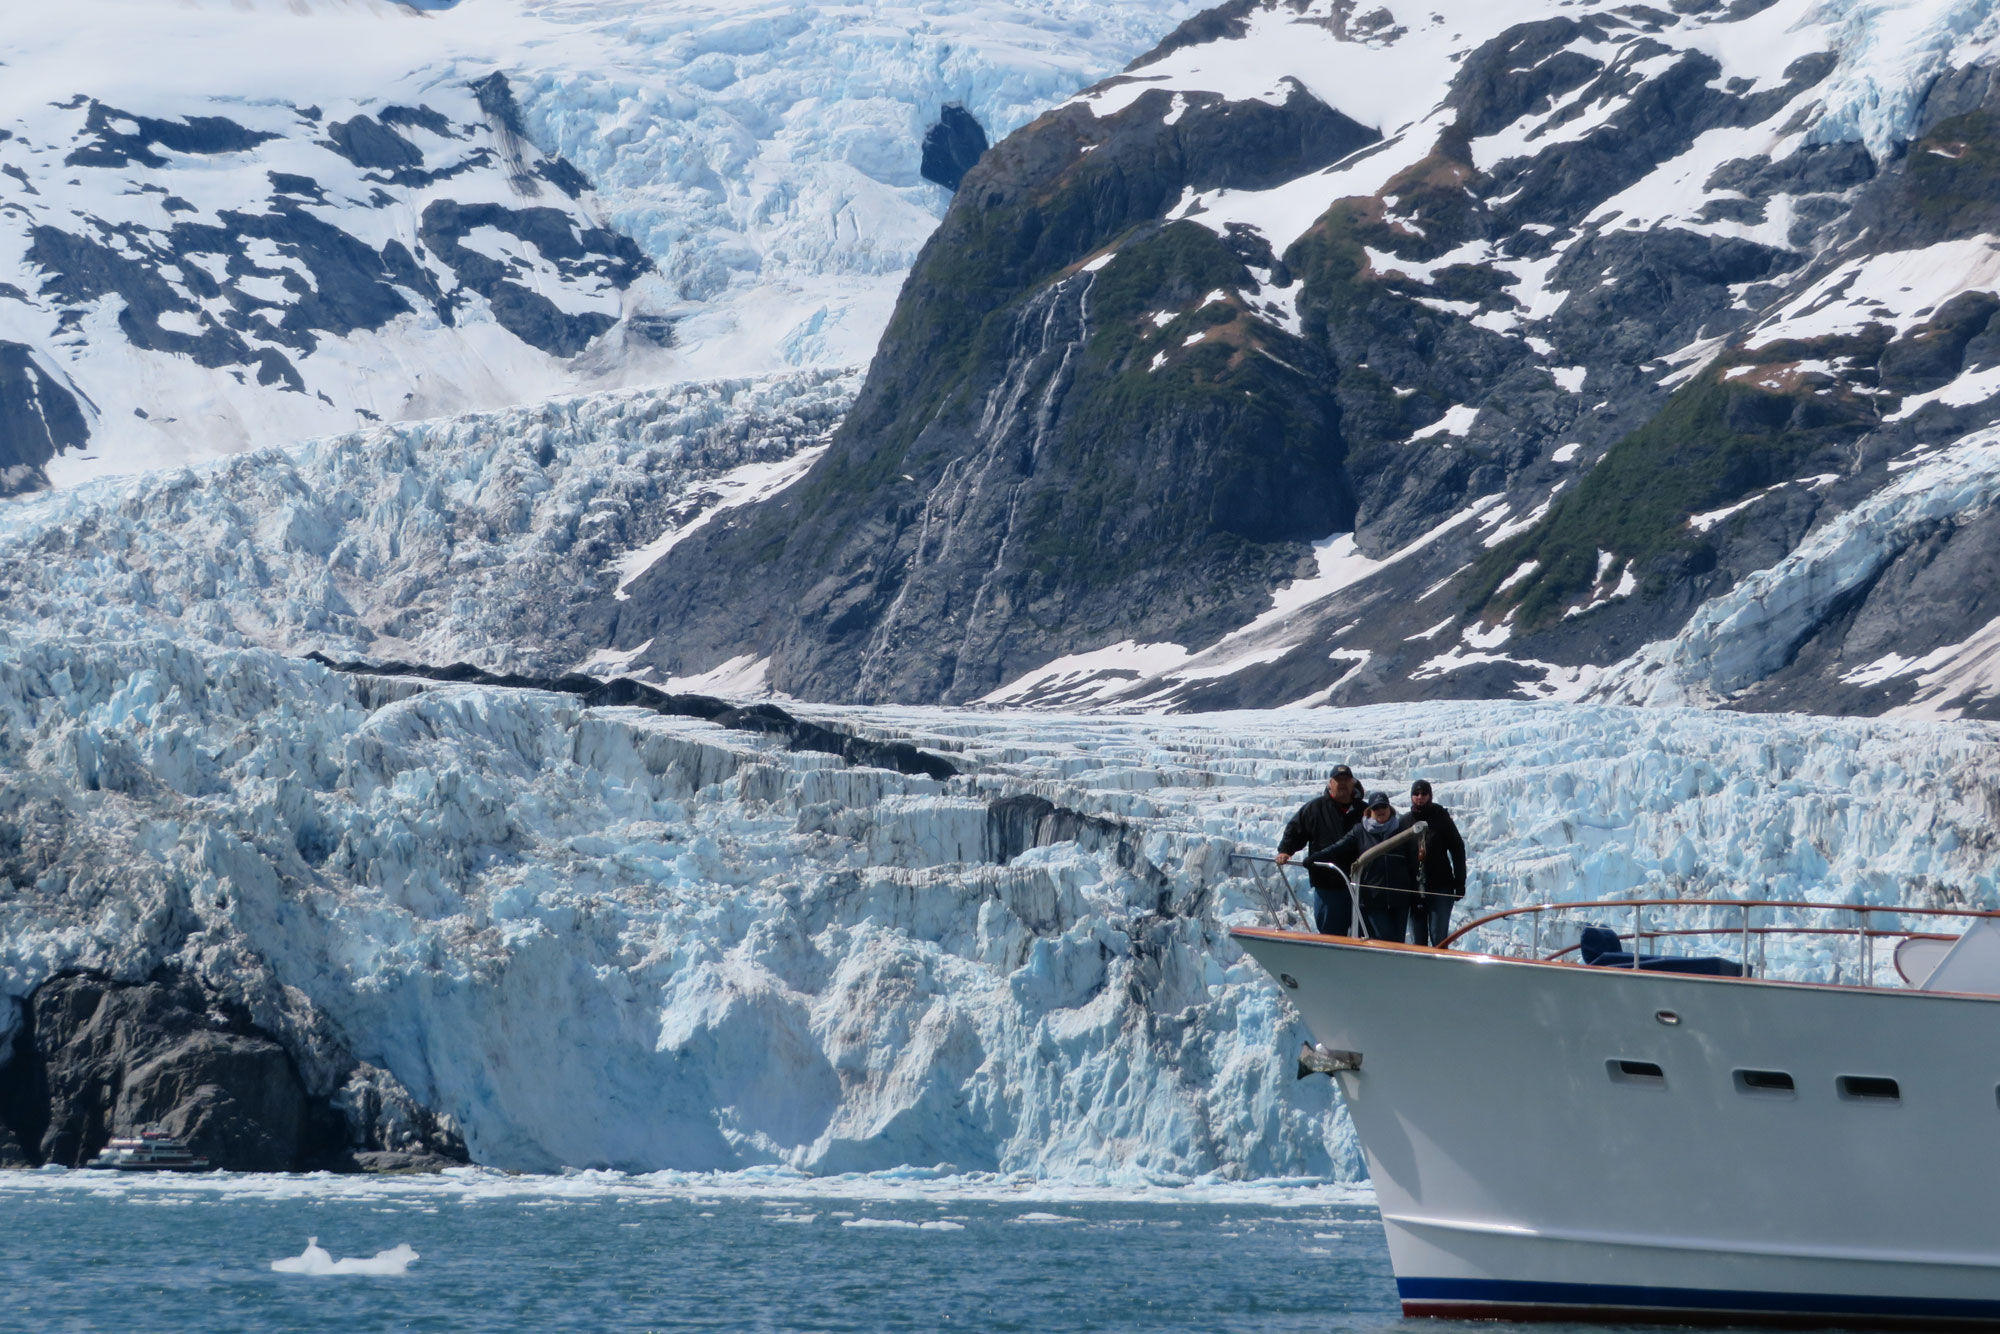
left=3, top=617, right=1997, bottom=1175
left=0, top=641, right=1352, bottom=1176
left=505, top=0, right=1209, bottom=375
left=0, top=371, right=854, bottom=675
left=1803, top=0, right=2000, bottom=159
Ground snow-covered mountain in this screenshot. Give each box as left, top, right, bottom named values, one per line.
left=617, top=0, right=2000, bottom=720
left=0, top=0, right=1201, bottom=494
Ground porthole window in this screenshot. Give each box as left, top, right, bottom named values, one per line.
left=1734, top=1069, right=1795, bottom=1095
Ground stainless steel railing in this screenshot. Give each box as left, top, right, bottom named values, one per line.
left=1441, top=897, right=2000, bottom=986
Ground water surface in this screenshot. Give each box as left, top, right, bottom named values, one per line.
left=0, top=1170, right=1717, bottom=1333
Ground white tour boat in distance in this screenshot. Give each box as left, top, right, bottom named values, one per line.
left=1235, top=883, right=2000, bottom=1327
left=84, top=1127, right=211, bottom=1172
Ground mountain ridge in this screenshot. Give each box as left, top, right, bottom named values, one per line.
left=608, top=0, right=2000, bottom=721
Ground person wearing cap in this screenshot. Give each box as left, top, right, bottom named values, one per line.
left=1405, top=779, right=1469, bottom=948
left=1275, top=765, right=1368, bottom=934
left=1324, top=791, right=1423, bottom=942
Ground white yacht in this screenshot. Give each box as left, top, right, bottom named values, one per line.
left=1235, top=884, right=2000, bottom=1326
left=84, top=1127, right=211, bottom=1172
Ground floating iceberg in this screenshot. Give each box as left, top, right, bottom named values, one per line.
left=271, top=1237, right=420, bottom=1276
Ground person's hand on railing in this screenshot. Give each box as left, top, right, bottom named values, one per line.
left=1275, top=851, right=1291, bottom=866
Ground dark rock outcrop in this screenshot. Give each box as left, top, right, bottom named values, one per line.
left=0, top=972, right=468, bottom=1173
left=0, top=343, right=91, bottom=497
left=417, top=200, right=648, bottom=357
left=2, top=973, right=335, bottom=1170
left=332, top=1064, right=468, bottom=1172
left=920, top=104, right=989, bottom=191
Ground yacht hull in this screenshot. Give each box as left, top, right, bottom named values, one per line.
left=1232, top=930, right=2000, bottom=1326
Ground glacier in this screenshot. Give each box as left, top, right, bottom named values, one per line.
left=3, top=621, right=1997, bottom=1174
left=0, top=371, right=855, bottom=675
left=504, top=0, right=1212, bottom=376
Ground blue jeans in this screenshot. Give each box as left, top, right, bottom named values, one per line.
left=1313, top=886, right=1353, bottom=936
left=1361, top=898, right=1410, bottom=943
left=1411, top=896, right=1456, bottom=948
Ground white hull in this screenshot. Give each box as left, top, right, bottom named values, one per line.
left=1233, top=930, right=2000, bottom=1325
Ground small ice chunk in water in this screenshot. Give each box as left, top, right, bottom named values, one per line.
left=1011, top=1212, right=1081, bottom=1224
left=271, top=1237, right=420, bottom=1276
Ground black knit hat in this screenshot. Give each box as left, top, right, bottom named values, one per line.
left=1410, top=779, right=1432, bottom=797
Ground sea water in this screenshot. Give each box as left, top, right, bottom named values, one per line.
left=3, top=1169, right=1429, bottom=1333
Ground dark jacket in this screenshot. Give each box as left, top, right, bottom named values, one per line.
left=1407, top=803, right=1468, bottom=898
left=1278, top=793, right=1366, bottom=896
left=1327, top=814, right=1424, bottom=906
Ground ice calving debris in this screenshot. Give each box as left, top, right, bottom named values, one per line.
left=271, top=1238, right=420, bottom=1276
left=1012, top=1213, right=1083, bottom=1224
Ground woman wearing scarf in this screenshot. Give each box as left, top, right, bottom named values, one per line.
left=1324, top=791, right=1423, bottom=943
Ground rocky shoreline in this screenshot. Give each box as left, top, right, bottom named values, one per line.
left=0, top=970, right=466, bottom=1174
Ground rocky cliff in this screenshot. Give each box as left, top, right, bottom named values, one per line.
left=0, top=972, right=466, bottom=1172
left=614, top=0, right=2000, bottom=720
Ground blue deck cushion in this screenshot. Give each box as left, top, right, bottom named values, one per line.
left=1577, top=923, right=1744, bottom=977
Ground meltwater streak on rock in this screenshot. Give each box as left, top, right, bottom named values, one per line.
left=3, top=624, right=1997, bottom=1176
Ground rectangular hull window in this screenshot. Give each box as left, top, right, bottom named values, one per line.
left=1734, top=1069, right=1795, bottom=1095
left=1607, top=1059, right=1665, bottom=1085
left=1837, top=1075, right=1900, bottom=1101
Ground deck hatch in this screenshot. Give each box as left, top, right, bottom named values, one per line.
left=1837, top=1075, right=1900, bottom=1102
left=1607, top=1059, right=1665, bottom=1085
left=1733, top=1069, right=1796, bottom=1094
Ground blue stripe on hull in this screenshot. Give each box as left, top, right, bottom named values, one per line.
left=1399, top=1278, right=2000, bottom=1323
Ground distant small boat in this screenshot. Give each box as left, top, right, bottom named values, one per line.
left=84, top=1127, right=210, bottom=1172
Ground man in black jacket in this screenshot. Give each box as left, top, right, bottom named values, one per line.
left=1275, top=765, right=1366, bottom=934
left=1326, top=791, right=1423, bottom=942
left=1405, top=779, right=1469, bottom=948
